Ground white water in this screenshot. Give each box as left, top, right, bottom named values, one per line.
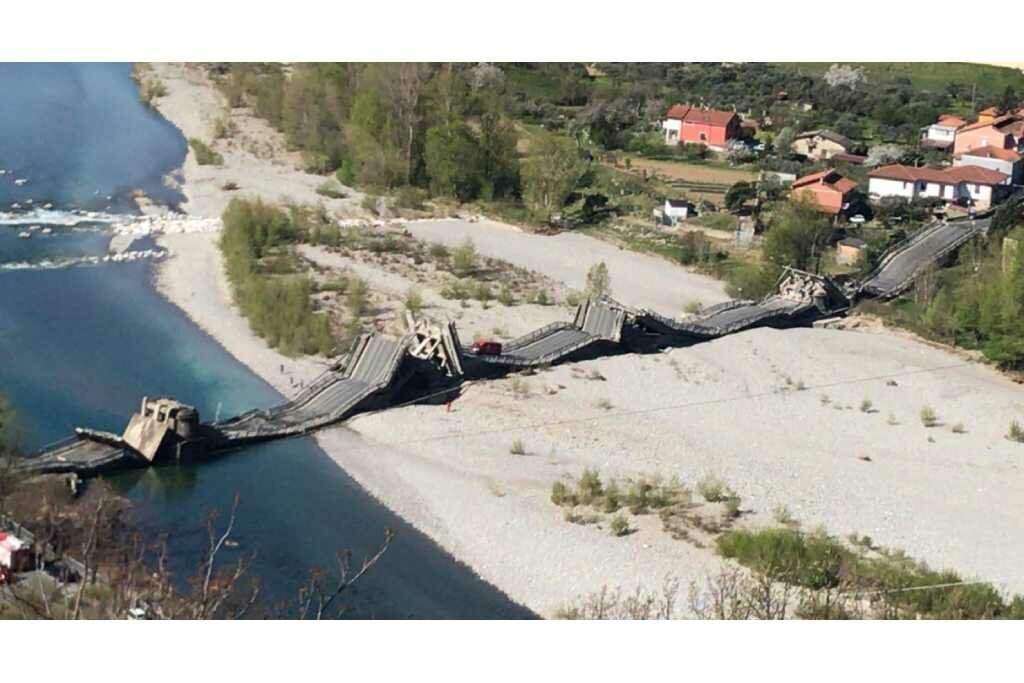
left=0, top=207, right=220, bottom=234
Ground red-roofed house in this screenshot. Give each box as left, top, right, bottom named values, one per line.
left=868, top=164, right=1010, bottom=208
left=662, top=104, right=741, bottom=150
left=953, top=114, right=1024, bottom=156
left=921, top=114, right=968, bottom=151
left=791, top=169, right=860, bottom=215
left=954, top=145, right=1023, bottom=185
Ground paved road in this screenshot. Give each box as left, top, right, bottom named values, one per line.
left=403, top=219, right=730, bottom=313
left=862, top=219, right=986, bottom=297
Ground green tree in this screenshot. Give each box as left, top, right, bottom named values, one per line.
left=763, top=196, right=832, bottom=273
left=725, top=181, right=756, bottom=213
left=773, top=127, right=796, bottom=157
left=521, top=136, right=587, bottom=222
left=424, top=120, right=481, bottom=201
left=478, top=111, right=520, bottom=199
left=1000, top=85, right=1019, bottom=113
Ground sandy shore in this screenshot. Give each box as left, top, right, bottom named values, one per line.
left=147, top=64, right=1024, bottom=617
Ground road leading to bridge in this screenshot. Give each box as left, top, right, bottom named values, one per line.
left=860, top=217, right=989, bottom=298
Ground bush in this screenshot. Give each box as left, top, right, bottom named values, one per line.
left=428, top=242, right=449, bottom=260
left=577, top=469, right=603, bottom=505
left=697, top=475, right=727, bottom=502
left=551, top=481, right=576, bottom=507
left=316, top=181, right=347, bottom=199
left=509, top=439, right=526, bottom=455
left=347, top=277, right=370, bottom=317
left=405, top=287, right=424, bottom=314
left=585, top=261, right=611, bottom=299
left=473, top=280, right=492, bottom=302
left=609, top=514, right=630, bottom=537
left=1008, top=420, right=1024, bottom=443
left=394, top=186, right=428, bottom=210
left=860, top=398, right=874, bottom=413
left=452, top=238, right=478, bottom=276
left=530, top=289, right=551, bottom=306
left=497, top=286, right=515, bottom=306
left=361, top=194, right=379, bottom=215
left=716, top=528, right=852, bottom=590
left=189, top=138, right=223, bottom=166
left=920, top=406, right=938, bottom=428
left=213, top=114, right=237, bottom=140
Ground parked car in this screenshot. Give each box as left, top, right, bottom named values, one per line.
left=470, top=340, right=503, bottom=356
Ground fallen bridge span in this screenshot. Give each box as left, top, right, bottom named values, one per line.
left=19, top=210, right=991, bottom=479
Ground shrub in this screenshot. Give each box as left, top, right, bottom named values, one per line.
left=405, top=287, right=424, bottom=314
left=394, top=186, right=428, bottom=210
left=860, top=398, right=874, bottom=413
left=697, top=475, right=727, bottom=502
left=593, top=398, right=613, bottom=411
left=577, top=469, right=603, bottom=505
left=452, top=238, right=478, bottom=276
left=509, top=439, right=526, bottom=456
left=585, top=261, right=611, bottom=299
left=565, top=290, right=582, bottom=307
left=1008, top=420, right=1024, bottom=443
left=213, top=114, right=237, bottom=140
left=428, top=242, right=449, bottom=260
left=347, top=276, right=370, bottom=317
left=551, top=481, right=576, bottom=507
left=497, top=286, right=515, bottom=306
left=361, top=194, right=379, bottom=215
left=683, top=300, right=703, bottom=315
left=609, top=514, right=630, bottom=537
left=316, top=181, right=346, bottom=199
left=189, top=138, right=223, bottom=166
left=716, top=528, right=852, bottom=590
left=951, top=422, right=966, bottom=434
left=473, top=280, right=492, bottom=302
left=723, top=494, right=742, bottom=519
left=530, top=289, right=551, bottom=306
left=920, top=406, right=938, bottom=428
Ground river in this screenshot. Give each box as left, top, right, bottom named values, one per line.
left=0, top=63, right=530, bottom=618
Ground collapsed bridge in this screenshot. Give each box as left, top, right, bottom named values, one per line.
left=20, top=213, right=990, bottom=478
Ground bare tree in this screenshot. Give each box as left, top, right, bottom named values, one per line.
left=383, top=63, right=432, bottom=184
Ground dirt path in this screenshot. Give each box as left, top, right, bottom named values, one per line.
left=403, top=218, right=730, bottom=314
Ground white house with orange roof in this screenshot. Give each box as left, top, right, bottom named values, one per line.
left=954, top=145, right=1023, bottom=185
left=867, top=164, right=1010, bottom=209
left=921, top=114, right=967, bottom=151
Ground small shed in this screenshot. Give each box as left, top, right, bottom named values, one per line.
left=663, top=199, right=695, bottom=224
left=836, top=237, right=867, bottom=265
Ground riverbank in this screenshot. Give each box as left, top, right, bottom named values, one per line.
left=148, top=63, right=1024, bottom=616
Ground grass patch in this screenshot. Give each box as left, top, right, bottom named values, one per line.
left=920, top=406, right=939, bottom=428
left=717, top=527, right=1024, bottom=619
left=188, top=138, right=223, bottom=166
